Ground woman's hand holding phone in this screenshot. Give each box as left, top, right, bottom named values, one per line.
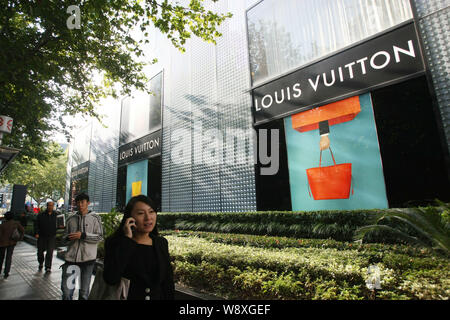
left=123, top=218, right=136, bottom=239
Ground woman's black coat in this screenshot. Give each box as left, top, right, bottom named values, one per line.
left=103, top=234, right=175, bottom=300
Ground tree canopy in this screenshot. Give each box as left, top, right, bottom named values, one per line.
left=0, top=142, right=67, bottom=204
left=0, top=0, right=231, bottom=163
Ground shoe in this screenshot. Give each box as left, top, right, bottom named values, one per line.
left=38, top=265, right=43, bottom=271
left=3, top=274, right=8, bottom=279
left=45, top=268, right=51, bottom=273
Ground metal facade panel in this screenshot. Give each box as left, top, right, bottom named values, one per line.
left=165, top=40, right=194, bottom=212
left=86, top=112, right=120, bottom=212
left=160, top=0, right=257, bottom=212
left=414, top=0, right=449, bottom=16
left=161, top=84, right=172, bottom=212
left=413, top=0, right=450, bottom=150
left=101, top=149, right=118, bottom=212
left=216, top=0, right=257, bottom=212
left=190, top=34, right=222, bottom=212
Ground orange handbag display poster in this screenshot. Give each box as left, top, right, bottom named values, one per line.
left=284, top=93, right=388, bottom=211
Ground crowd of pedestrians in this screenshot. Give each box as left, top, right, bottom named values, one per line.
left=0, top=193, right=174, bottom=300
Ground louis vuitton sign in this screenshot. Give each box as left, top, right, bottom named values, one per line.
left=118, top=130, right=161, bottom=166
left=252, top=22, right=425, bottom=125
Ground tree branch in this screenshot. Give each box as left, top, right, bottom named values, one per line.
left=147, top=0, right=205, bottom=14
left=31, top=27, right=56, bottom=55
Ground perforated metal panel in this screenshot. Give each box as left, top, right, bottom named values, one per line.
left=160, top=0, right=257, bottom=212
left=102, top=149, right=118, bottom=212
left=190, top=33, right=221, bottom=212
left=88, top=120, right=119, bottom=213
left=412, top=0, right=450, bottom=150
left=64, top=144, right=73, bottom=210
left=216, top=0, right=257, bottom=212
left=165, top=39, right=194, bottom=212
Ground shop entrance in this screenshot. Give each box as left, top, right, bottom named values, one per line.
left=147, top=156, right=162, bottom=210
left=116, top=155, right=162, bottom=211
left=371, top=76, right=450, bottom=207
left=255, top=119, right=292, bottom=211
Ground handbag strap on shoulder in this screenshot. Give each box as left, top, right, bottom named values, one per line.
left=319, top=147, right=337, bottom=167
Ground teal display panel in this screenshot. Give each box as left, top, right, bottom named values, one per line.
left=284, top=93, right=388, bottom=211
left=126, top=160, right=148, bottom=204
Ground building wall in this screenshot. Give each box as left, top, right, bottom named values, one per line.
left=411, top=0, right=450, bottom=157
left=160, top=0, right=258, bottom=212
left=65, top=123, right=92, bottom=211
left=66, top=100, right=120, bottom=213
left=65, top=0, right=449, bottom=213
left=88, top=102, right=121, bottom=213
left=63, top=143, right=72, bottom=210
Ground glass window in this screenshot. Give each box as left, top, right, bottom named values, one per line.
left=120, top=71, right=163, bottom=145
left=247, top=0, right=413, bottom=86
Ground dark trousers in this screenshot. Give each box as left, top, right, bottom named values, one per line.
left=0, top=245, right=15, bottom=276
left=37, top=236, right=56, bottom=269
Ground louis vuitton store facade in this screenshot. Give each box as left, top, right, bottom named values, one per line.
left=65, top=0, right=450, bottom=213
left=249, top=0, right=450, bottom=211
left=116, top=71, right=163, bottom=211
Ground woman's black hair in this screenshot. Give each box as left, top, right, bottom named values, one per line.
left=109, top=195, right=159, bottom=240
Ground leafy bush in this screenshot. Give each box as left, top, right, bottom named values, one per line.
left=99, top=208, right=123, bottom=240
left=97, top=208, right=123, bottom=259
left=161, top=230, right=434, bottom=257
left=158, top=210, right=379, bottom=241
left=158, top=208, right=446, bottom=244
left=167, top=234, right=449, bottom=300
left=355, top=203, right=450, bottom=254
left=24, top=224, right=34, bottom=236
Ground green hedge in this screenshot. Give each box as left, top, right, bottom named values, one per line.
left=24, top=224, right=34, bottom=236
left=161, top=230, right=435, bottom=258
left=167, top=234, right=449, bottom=300
left=94, top=209, right=449, bottom=299
left=99, top=206, right=443, bottom=244
left=158, top=210, right=423, bottom=243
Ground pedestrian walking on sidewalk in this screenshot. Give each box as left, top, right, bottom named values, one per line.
left=35, top=201, right=60, bottom=272
left=0, top=212, right=24, bottom=279
left=61, top=193, right=103, bottom=300
left=102, top=195, right=174, bottom=300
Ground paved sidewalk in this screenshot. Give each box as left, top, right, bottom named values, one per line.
left=0, top=240, right=217, bottom=300
left=0, top=241, right=67, bottom=300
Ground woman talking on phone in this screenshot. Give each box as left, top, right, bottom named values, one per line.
left=103, top=195, right=174, bottom=300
